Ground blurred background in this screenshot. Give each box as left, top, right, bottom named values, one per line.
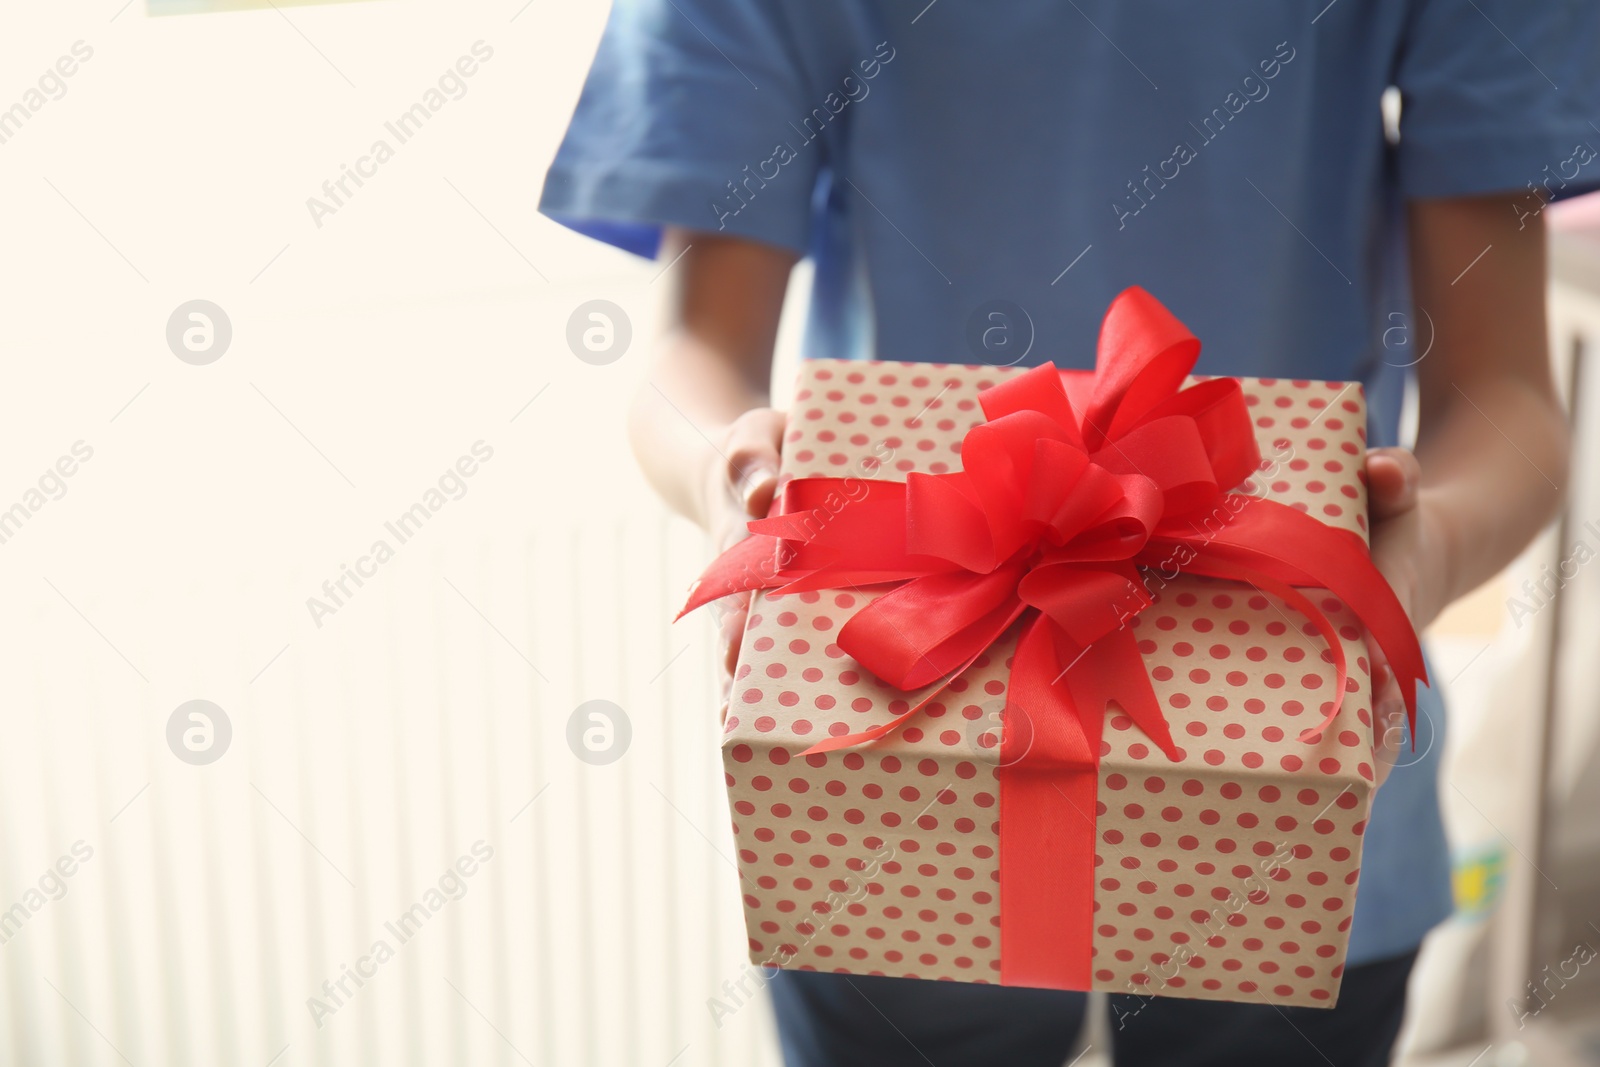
left=0, top=2, right=1597, bottom=1065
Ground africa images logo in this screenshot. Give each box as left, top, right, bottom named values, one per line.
left=305, top=41, right=494, bottom=228
left=1112, top=41, right=1296, bottom=229
left=708, top=41, right=896, bottom=231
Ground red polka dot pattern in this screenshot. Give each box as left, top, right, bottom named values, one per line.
left=1228, top=377, right=1369, bottom=544
left=728, top=361, right=1376, bottom=1007
left=725, top=586, right=1008, bottom=982
left=1090, top=574, right=1372, bottom=1005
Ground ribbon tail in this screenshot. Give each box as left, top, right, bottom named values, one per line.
left=1157, top=497, right=1428, bottom=740
left=681, top=476, right=939, bottom=620
left=1063, top=624, right=1180, bottom=761
left=1252, top=577, right=1349, bottom=745
left=999, top=616, right=1098, bottom=990
left=1179, top=558, right=1351, bottom=744
left=677, top=533, right=789, bottom=618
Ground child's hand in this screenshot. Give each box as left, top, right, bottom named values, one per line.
left=1364, top=446, right=1448, bottom=789
left=703, top=407, right=786, bottom=723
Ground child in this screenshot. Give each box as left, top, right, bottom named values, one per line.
left=541, top=2, right=1598, bottom=1062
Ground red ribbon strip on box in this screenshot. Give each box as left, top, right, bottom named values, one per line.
left=680, top=286, right=1428, bottom=991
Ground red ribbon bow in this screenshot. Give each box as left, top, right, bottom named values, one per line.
left=683, top=287, right=1428, bottom=989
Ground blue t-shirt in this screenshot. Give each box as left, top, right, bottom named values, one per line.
left=540, top=0, right=1600, bottom=966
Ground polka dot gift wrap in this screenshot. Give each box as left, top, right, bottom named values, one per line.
left=720, top=359, right=1381, bottom=1008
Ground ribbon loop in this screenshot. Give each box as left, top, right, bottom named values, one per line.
left=1084, top=286, right=1203, bottom=450
left=842, top=563, right=1028, bottom=691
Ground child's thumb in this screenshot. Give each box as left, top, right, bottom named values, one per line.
left=725, top=409, right=786, bottom=516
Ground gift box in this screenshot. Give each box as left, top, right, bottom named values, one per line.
left=685, top=289, right=1425, bottom=1008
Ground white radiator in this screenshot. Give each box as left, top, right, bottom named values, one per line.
left=0, top=517, right=780, bottom=1066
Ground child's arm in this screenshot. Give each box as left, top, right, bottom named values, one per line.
left=1366, top=195, right=1569, bottom=772
left=630, top=226, right=797, bottom=702
left=1370, top=196, right=1568, bottom=631
left=629, top=226, right=796, bottom=536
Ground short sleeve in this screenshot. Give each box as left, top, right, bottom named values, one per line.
left=538, top=0, right=827, bottom=258
left=1394, top=0, right=1600, bottom=200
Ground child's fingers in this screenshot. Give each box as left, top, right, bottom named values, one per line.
left=720, top=590, right=752, bottom=680
left=1365, top=446, right=1421, bottom=522
left=723, top=408, right=786, bottom=516
left=708, top=408, right=785, bottom=723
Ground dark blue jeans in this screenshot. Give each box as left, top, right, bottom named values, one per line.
left=769, top=949, right=1417, bottom=1067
